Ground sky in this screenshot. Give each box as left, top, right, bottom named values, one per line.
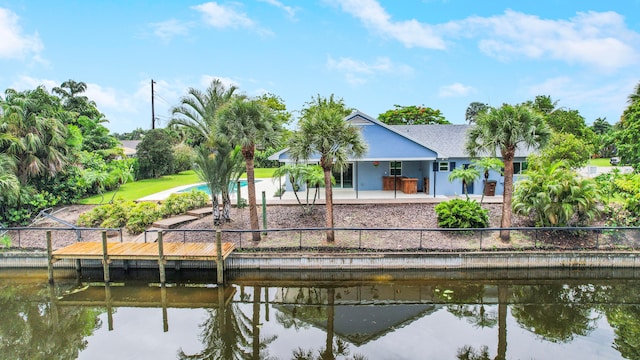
left=1, top=0, right=640, bottom=134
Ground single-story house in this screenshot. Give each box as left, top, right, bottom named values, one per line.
left=119, top=140, right=141, bottom=157
left=269, top=111, right=536, bottom=197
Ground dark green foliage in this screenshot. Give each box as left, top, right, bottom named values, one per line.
left=136, top=128, right=175, bottom=179
left=435, top=199, right=489, bottom=229
left=378, top=104, right=450, bottom=125
left=172, top=143, right=196, bottom=173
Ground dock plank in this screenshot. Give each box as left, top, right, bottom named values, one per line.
left=52, top=241, right=235, bottom=262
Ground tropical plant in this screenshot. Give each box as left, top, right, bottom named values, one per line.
left=466, top=103, right=551, bottom=241
left=272, top=164, right=326, bottom=215
left=465, top=102, right=488, bottom=124
left=615, top=99, right=640, bottom=169
left=435, top=199, right=489, bottom=229
left=289, top=95, right=367, bottom=242
left=448, top=166, right=480, bottom=200
left=540, top=132, right=594, bottom=169
left=512, top=159, right=600, bottom=227
left=193, top=144, right=244, bottom=225
left=136, top=128, right=175, bottom=179
left=217, top=98, right=281, bottom=241
left=170, top=79, right=240, bottom=147
left=471, top=157, right=504, bottom=204
left=0, top=87, right=70, bottom=183
left=378, top=104, right=450, bottom=125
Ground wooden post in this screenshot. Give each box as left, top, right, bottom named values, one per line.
left=75, top=230, right=82, bottom=273
left=101, top=231, right=110, bottom=283
left=158, top=231, right=166, bottom=284
left=262, top=190, right=267, bottom=236
left=237, top=180, right=242, bottom=207
left=105, top=283, right=114, bottom=331
left=216, top=229, right=223, bottom=284
left=46, top=231, right=54, bottom=284
left=161, top=285, right=169, bottom=332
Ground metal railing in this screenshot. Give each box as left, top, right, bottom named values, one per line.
left=2, top=225, right=639, bottom=252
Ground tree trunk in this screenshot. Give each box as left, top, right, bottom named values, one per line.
left=245, top=152, right=261, bottom=242
left=212, top=194, right=221, bottom=226
left=500, top=150, right=515, bottom=242
left=323, top=166, right=335, bottom=242
left=221, top=191, right=231, bottom=222
left=495, top=285, right=508, bottom=360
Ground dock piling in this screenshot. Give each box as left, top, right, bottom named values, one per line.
left=216, top=229, right=223, bottom=284
left=101, top=231, right=110, bottom=283
left=46, top=231, right=54, bottom=284
left=158, top=231, right=166, bottom=284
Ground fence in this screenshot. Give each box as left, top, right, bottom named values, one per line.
left=3, top=225, right=638, bottom=252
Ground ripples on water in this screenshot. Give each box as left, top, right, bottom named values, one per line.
left=1, top=268, right=639, bottom=360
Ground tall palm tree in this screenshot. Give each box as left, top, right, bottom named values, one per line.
left=0, top=88, right=69, bottom=183
left=217, top=98, right=280, bottom=242
left=289, top=98, right=367, bottom=242
left=0, top=154, right=20, bottom=205
left=465, top=104, right=550, bottom=241
left=628, top=81, right=640, bottom=105
left=170, top=79, right=240, bottom=146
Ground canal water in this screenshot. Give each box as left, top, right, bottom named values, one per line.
left=2, top=268, right=640, bottom=360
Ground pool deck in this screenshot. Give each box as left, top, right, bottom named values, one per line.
left=137, top=177, right=504, bottom=204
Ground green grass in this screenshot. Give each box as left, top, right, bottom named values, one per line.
left=78, top=168, right=278, bottom=204
left=588, top=158, right=613, bottom=167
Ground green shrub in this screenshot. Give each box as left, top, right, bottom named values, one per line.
left=435, top=199, right=489, bottom=229
left=0, top=234, right=11, bottom=248
left=160, top=191, right=208, bottom=216
left=99, top=201, right=135, bottom=229
left=126, top=202, right=162, bottom=234
left=78, top=205, right=111, bottom=227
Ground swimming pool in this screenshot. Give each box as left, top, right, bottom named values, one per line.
left=178, top=180, right=259, bottom=195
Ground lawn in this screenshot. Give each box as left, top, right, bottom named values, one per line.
left=78, top=168, right=278, bottom=204
left=588, top=158, right=614, bottom=167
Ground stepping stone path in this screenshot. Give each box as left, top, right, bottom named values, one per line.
left=152, top=215, right=199, bottom=229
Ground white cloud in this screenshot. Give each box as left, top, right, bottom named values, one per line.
left=259, top=0, right=297, bottom=20
left=458, top=10, right=639, bottom=70
left=438, top=83, right=474, bottom=98
left=328, top=0, right=446, bottom=49
left=10, top=75, right=58, bottom=92
left=0, top=8, right=43, bottom=59
left=327, top=56, right=413, bottom=85
left=192, top=2, right=273, bottom=35
left=527, top=75, right=634, bottom=121
left=200, top=75, right=240, bottom=90
left=148, top=19, right=191, bottom=41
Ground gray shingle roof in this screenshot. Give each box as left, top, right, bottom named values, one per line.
left=391, top=124, right=539, bottom=159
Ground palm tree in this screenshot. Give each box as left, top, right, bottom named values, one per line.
left=471, top=158, right=504, bottom=205
left=217, top=98, right=281, bottom=242
left=465, top=102, right=488, bottom=124
left=627, top=81, right=640, bottom=105
left=193, top=144, right=244, bottom=225
left=465, top=104, right=550, bottom=241
left=272, top=164, right=325, bottom=215
left=289, top=97, right=367, bottom=242
left=0, top=88, right=69, bottom=183
left=448, top=166, right=480, bottom=200
left=170, top=79, right=240, bottom=146
left=0, top=154, right=20, bottom=204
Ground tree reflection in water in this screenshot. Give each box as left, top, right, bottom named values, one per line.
left=0, top=281, right=102, bottom=360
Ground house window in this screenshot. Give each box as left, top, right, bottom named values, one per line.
left=390, top=161, right=402, bottom=176
left=513, top=162, right=528, bottom=174
left=439, top=162, right=454, bottom=172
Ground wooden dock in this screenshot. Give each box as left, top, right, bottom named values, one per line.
left=46, top=230, right=234, bottom=284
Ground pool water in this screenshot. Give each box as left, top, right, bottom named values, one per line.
left=179, top=179, right=258, bottom=195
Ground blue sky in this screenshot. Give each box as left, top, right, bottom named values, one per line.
left=1, top=0, right=640, bottom=133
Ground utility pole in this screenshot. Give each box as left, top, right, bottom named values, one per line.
left=151, top=79, right=156, bottom=129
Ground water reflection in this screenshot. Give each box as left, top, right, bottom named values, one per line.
left=1, top=269, right=640, bottom=359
